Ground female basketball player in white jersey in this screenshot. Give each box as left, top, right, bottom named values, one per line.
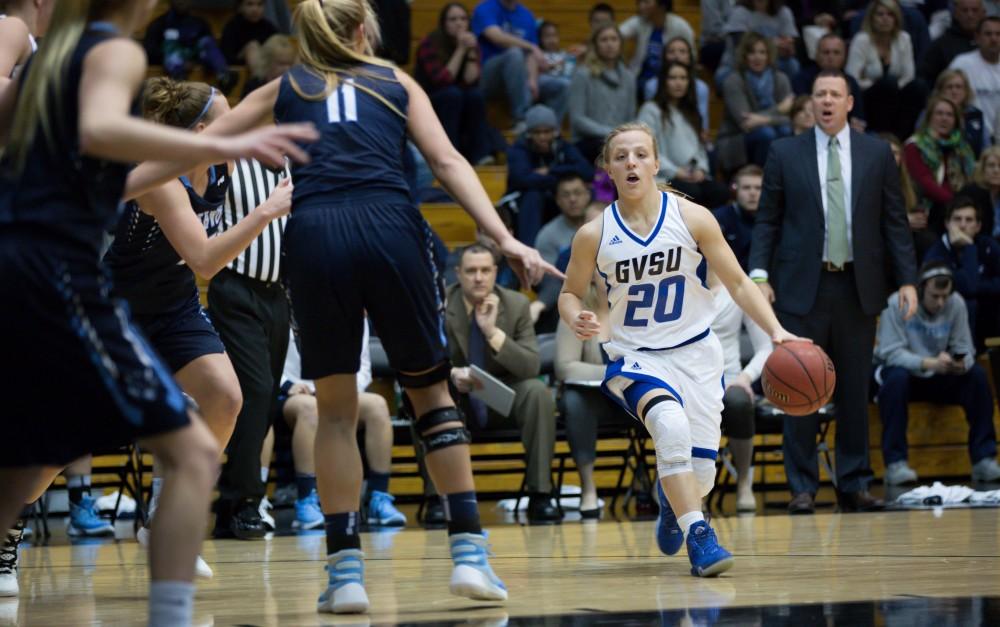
left=188, top=0, right=559, bottom=614
left=0, top=1, right=315, bottom=623
left=559, top=123, right=801, bottom=577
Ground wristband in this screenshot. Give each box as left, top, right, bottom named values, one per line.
left=751, top=277, right=768, bottom=284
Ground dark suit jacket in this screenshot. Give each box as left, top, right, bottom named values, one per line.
left=750, top=129, right=917, bottom=317
left=445, top=284, right=540, bottom=385
left=712, top=202, right=754, bottom=271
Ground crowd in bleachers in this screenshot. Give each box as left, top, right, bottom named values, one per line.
left=129, top=0, right=1000, bottom=523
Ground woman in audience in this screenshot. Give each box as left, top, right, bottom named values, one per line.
left=845, top=0, right=924, bottom=142
left=904, top=95, right=977, bottom=237
left=637, top=61, right=729, bottom=206
left=717, top=0, right=800, bottom=87
left=881, top=132, right=932, bottom=257
left=642, top=37, right=709, bottom=134
left=959, top=146, right=1000, bottom=242
left=415, top=2, right=495, bottom=165
left=554, top=274, right=632, bottom=519
left=241, top=34, right=296, bottom=98
left=790, top=94, right=814, bottom=135
left=569, top=23, right=637, bottom=164
left=918, top=69, right=987, bottom=158
left=716, top=32, right=792, bottom=175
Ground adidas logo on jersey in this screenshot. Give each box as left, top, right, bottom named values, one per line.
left=631, top=362, right=642, bottom=370
left=608, top=235, right=623, bottom=246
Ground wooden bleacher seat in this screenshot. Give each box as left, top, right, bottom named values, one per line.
left=420, top=202, right=477, bottom=247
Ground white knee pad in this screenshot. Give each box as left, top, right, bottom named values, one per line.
left=693, top=458, right=716, bottom=498
left=643, top=399, right=692, bottom=477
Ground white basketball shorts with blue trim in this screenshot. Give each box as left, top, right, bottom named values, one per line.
left=601, top=331, right=726, bottom=462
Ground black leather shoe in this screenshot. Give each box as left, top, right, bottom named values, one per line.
left=229, top=499, right=267, bottom=540
left=527, top=496, right=563, bottom=524
left=837, top=490, right=885, bottom=513
left=788, top=492, right=815, bottom=515
left=421, top=496, right=447, bottom=529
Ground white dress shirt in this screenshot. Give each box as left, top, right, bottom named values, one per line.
left=814, top=124, right=854, bottom=263
left=749, top=123, right=855, bottom=281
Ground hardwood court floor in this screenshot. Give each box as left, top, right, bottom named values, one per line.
left=9, top=508, right=1000, bottom=625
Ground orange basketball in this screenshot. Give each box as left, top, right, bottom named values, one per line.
left=761, top=341, right=836, bottom=416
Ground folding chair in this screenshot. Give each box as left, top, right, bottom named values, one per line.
left=712, top=400, right=836, bottom=511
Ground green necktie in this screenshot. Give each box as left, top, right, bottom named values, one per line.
left=826, top=136, right=848, bottom=268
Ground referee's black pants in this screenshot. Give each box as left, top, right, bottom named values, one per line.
left=209, top=268, right=289, bottom=508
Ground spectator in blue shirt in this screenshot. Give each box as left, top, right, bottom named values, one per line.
left=472, top=0, right=569, bottom=129
left=924, top=197, right=1000, bottom=349
left=712, top=164, right=761, bottom=270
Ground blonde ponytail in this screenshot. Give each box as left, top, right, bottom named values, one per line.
left=290, top=0, right=405, bottom=119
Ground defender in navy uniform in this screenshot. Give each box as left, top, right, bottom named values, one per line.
left=206, top=0, right=558, bottom=614
left=0, top=2, right=315, bottom=624
left=105, top=77, right=295, bottom=578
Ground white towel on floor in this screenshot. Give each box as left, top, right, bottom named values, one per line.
left=895, top=482, right=975, bottom=505
left=969, top=489, right=1000, bottom=504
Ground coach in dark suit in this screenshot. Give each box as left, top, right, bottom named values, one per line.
left=446, top=243, right=561, bottom=523
left=749, top=69, right=919, bottom=514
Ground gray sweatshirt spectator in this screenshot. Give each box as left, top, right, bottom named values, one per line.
left=568, top=62, right=636, bottom=140
left=874, top=291, right=975, bottom=377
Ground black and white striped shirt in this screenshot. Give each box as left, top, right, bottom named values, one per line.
left=222, top=159, right=287, bottom=283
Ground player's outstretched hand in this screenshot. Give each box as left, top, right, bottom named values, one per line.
left=572, top=310, right=601, bottom=340
left=772, top=328, right=809, bottom=345
left=220, top=123, right=319, bottom=168
left=499, top=237, right=564, bottom=287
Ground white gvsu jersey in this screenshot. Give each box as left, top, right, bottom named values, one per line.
left=597, top=191, right=716, bottom=361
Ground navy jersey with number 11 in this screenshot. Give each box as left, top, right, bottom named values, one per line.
left=596, top=191, right=716, bottom=360
left=274, top=63, right=411, bottom=209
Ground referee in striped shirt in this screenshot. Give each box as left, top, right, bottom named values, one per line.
left=209, top=158, right=289, bottom=538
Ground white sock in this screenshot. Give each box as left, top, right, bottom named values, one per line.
left=260, top=466, right=269, bottom=484
left=149, top=580, right=194, bottom=627
left=149, top=478, right=163, bottom=522
left=677, top=511, right=705, bottom=538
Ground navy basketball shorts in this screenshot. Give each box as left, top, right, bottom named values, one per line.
left=0, top=238, right=190, bottom=467
left=132, top=290, right=227, bottom=373
left=283, top=197, right=448, bottom=380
